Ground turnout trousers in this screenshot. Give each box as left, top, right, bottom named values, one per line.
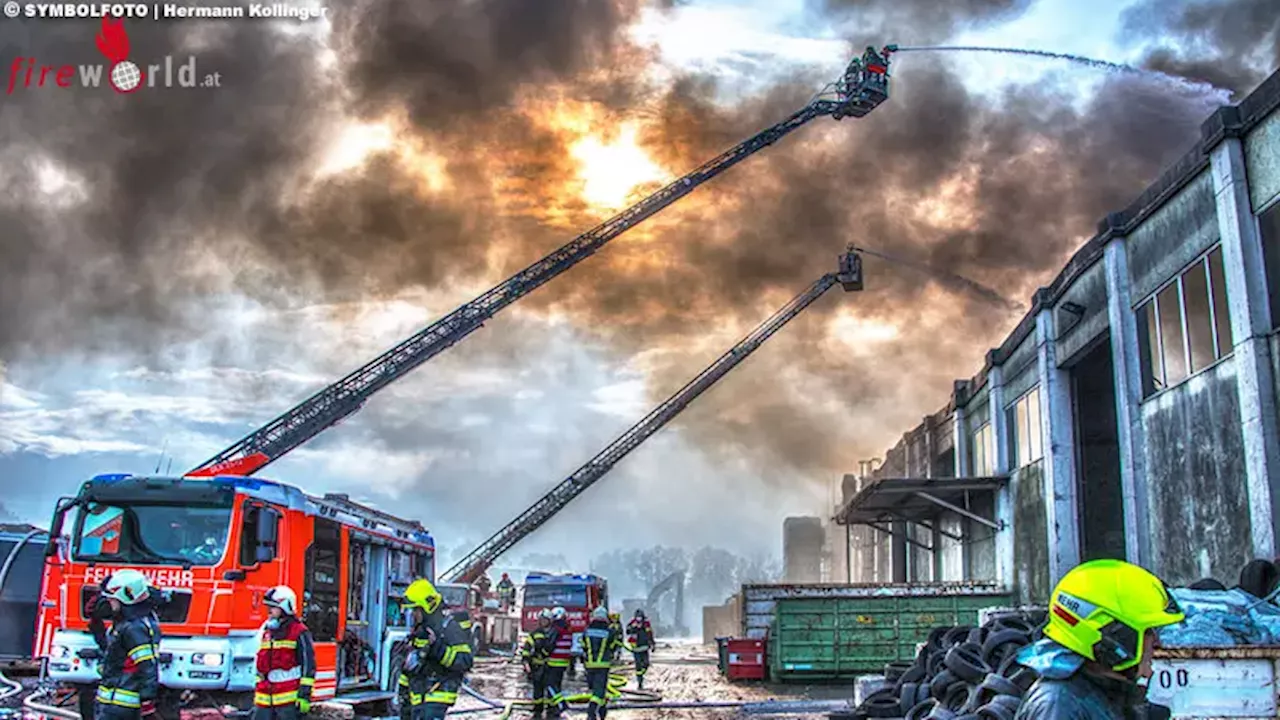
left=584, top=668, right=610, bottom=720
left=543, top=665, right=568, bottom=718
left=632, top=650, right=650, bottom=688
left=528, top=665, right=548, bottom=717
left=252, top=705, right=301, bottom=720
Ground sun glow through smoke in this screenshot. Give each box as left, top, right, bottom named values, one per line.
left=570, top=123, right=667, bottom=211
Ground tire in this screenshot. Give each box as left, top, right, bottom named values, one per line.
left=926, top=627, right=951, bottom=651
left=942, top=627, right=971, bottom=648
left=976, top=701, right=1015, bottom=720
left=978, top=674, right=1021, bottom=698
left=944, top=643, right=990, bottom=684
left=906, top=699, right=938, bottom=720
left=900, top=663, right=926, bottom=685
left=965, top=627, right=986, bottom=646
left=942, top=682, right=973, bottom=712
left=1238, top=559, right=1279, bottom=599
left=925, top=706, right=958, bottom=720
left=862, top=692, right=902, bottom=718
left=1009, top=667, right=1039, bottom=693
left=899, top=683, right=920, bottom=715
left=989, top=617, right=1035, bottom=636
left=885, top=661, right=913, bottom=682
left=981, top=629, right=1030, bottom=660
left=930, top=669, right=957, bottom=699
left=1188, top=578, right=1226, bottom=590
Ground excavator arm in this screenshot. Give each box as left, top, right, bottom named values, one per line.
left=441, top=249, right=865, bottom=584
left=188, top=48, right=893, bottom=477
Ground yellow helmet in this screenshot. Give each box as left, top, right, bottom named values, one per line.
left=402, top=578, right=443, bottom=614
left=1044, top=559, right=1184, bottom=672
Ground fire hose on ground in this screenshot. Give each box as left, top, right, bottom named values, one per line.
left=0, top=669, right=23, bottom=702
left=22, top=687, right=82, bottom=720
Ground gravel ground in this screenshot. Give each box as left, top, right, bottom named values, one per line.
left=459, top=641, right=853, bottom=719
left=2, top=643, right=853, bottom=720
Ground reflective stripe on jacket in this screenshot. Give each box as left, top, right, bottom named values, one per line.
left=98, top=605, right=161, bottom=707
left=545, top=624, right=573, bottom=667
left=583, top=620, right=620, bottom=669
left=255, top=618, right=316, bottom=707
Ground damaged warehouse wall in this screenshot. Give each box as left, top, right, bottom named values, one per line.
left=838, top=68, right=1280, bottom=603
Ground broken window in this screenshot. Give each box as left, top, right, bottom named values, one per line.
left=1135, top=245, right=1234, bottom=397
left=1006, top=387, right=1043, bottom=469
left=971, top=422, right=993, bottom=476
left=1260, top=202, right=1280, bottom=329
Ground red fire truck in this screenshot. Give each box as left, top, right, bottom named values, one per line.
left=36, top=473, right=436, bottom=709
left=519, top=572, right=608, bottom=656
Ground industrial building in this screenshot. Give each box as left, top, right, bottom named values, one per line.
left=832, top=68, right=1280, bottom=605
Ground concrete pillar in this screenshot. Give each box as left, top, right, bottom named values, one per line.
left=1103, top=227, right=1153, bottom=566
left=1037, top=302, right=1082, bottom=585
left=988, top=362, right=1015, bottom=590
left=954, top=405, right=970, bottom=477
left=1209, top=131, right=1280, bottom=559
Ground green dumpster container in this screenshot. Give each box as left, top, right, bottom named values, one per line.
left=770, top=589, right=1011, bottom=681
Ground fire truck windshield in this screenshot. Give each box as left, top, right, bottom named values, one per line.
left=439, top=585, right=468, bottom=609
left=73, top=500, right=233, bottom=566
left=523, top=584, right=588, bottom=608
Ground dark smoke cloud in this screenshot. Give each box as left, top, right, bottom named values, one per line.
left=0, top=0, right=1245, bottom=513
left=1120, top=0, right=1280, bottom=97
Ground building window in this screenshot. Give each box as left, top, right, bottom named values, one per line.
left=970, top=422, right=993, bottom=476
left=1136, top=245, right=1234, bottom=397
left=1006, top=387, right=1043, bottom=468
left=1261, top=202, right=1280, bottom=329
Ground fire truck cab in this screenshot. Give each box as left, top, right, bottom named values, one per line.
left=519, top=572, right=608, bottom=657
left=37, top=474, right=436, bottom=709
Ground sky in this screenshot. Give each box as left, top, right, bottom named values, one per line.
left=0, top=0, right=1276, bottom=570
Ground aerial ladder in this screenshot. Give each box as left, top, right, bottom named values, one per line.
left=441, top=248, right=865, bottom=584
left=187, top=47, right=896, bottom=478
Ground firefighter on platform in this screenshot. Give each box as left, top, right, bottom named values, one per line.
left=520, top=609, right=553, bottom=718
left=400, top=579, right=475, bottom=720
left=583, top=607, right=622, bottom=720
left=496, top=573, right=516, bottom=610
left=626, top=609, right=654, bottom=690
left=537, top=606, right=573, bottom=718
left=255, top=586, right=316, bottom=720
left=93, top=570, right=161, bottom=720
left=476, top=574, right=493, bottom=596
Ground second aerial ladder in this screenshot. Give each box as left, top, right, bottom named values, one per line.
left=442, top=248, right=865, bottom=583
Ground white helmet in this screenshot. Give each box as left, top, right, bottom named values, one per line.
left=102, top=569, right=151, bottom=605
left=264, top=586, right=298, bottom=616
left=538, top=608, right=552, bottom=620
left=592, top=606, right=608, bottom=621
left=551, top=606, right=567, bottom=621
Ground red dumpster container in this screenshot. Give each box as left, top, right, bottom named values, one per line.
left=726, top=638, right=765, bottom=680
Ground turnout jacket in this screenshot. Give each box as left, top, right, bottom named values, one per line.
left=521, top=627, right=550, bottom=667
left=626, top=618, right=653, bottom=652
left=96, top=604, right=162, bottom=710
left=538, top=620, right=573, bottom=668
left=404, top=611, right=474, bottom=681
left=582, top=619, right=621, bottom=669
left=1014, top=640, right=1171, bottom=720
left=255, top=616, right=316, bottom=708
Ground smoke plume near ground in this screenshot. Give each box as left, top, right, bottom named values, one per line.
left=0, top=0, right=1263, bottom=511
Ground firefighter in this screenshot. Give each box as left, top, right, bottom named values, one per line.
left=520, top=610, right=552, bottom=718
left=1013, top=559, right=1184, bottom=720
left=400, top=578, right=475, bottom=720
left=496, top=573, right=516, bottom=610
left=537, top=606, right=573, bottom=718
left=625, top=609, right=654, bottom=690
left=255, top=586, right=316, bottom=720
left=476, top=574, right=493, bottom=596
left=582, top=607, right=621, bottom=720
left=93, top=569, right=161, bottom=720
left=607, top=614, right=623, bottom=664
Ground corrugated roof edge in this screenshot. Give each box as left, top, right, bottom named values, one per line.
left=974, top=65, right=1280, bottom=382
left=859, top=66, right=1280, bottom=469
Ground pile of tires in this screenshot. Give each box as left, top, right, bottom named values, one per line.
left=850, top=610, right=1047, bottom=720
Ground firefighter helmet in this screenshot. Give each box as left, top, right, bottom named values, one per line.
left=403, top=578, right=443, bottom=614
left=592, top=606, right=608, bottom=621
left=264, top=586, right=298, bottom=616
left=551, top=606, right=567, bottom=621
left=538, top=608, right=552, bottom=621
left=101, top=569, right=150, bottom=605
left=634, top=609, right=645, bottom=619
left=1044, top=559, right=1184, bottom=672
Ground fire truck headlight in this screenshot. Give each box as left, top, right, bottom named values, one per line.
left=191, top=653, right=224, bottom=667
